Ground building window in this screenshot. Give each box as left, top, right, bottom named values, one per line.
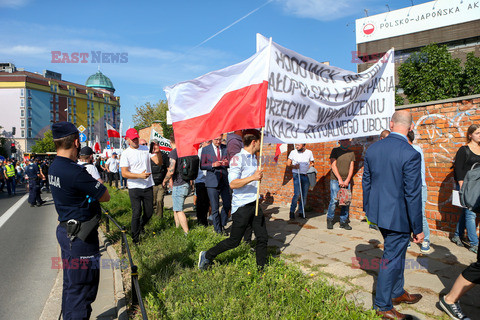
left=56, top=113, right=59, bottom=121
left=50, top=94, right=54, bottom=102
left=73, top=115, right=77, bottom=124
left=21, top=130, right=25, bottom=138
left=73, top=106, right=76, bottom=115
left=28, top=119, right=32, bottom=127
left=28, top=129, right=32, bottom=138
left=73, top=98, right=76, bottom=106
left=50, top=102, right=53, bottom=111
left=27, top=89, right=31, bottom=97
left=27, top=109, right=32, bottom=117
left=21, top=88, right=24, bottom=96
left=21, top=119, right=25, bottom=128
left=68, top=97, right=71, bottom=105
left=21, top=99, right=24, bottom=106
left=21, top=109, right=25, bottom=117
left=27, top=99, right=31, bottom=107
left=50, top=113, right=54, bottom=121
left=55, top=95, right=59, bottom=103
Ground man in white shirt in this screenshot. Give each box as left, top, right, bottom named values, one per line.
left=78, top=147, right=103, bottom=183
left=198, top=129, right=268, bottom=270
left=120, top=128, right=162, bottom=244
left=286, top=144, right=315, bottom=220
left=105, top=152, right=120, bottom=188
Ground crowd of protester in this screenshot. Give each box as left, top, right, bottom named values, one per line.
left=0, top=118, right=478, bottom=320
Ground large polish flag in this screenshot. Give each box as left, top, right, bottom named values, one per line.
left=164, top=44, right=271, bottom=157
left=106, top=122, right=120, bottom=138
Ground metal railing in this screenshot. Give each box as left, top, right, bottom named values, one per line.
left=101, top=208, right=148, bottom=320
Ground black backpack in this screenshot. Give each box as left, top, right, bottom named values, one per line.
left=179, top=156, right=199, bottom=181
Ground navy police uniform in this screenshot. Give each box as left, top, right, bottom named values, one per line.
left=25, top=161, right=43, bottom=206
left=49, top=122, right=107, bottom=320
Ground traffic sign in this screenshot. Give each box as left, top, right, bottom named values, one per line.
left=79, top=132, right=87, bottom=142
left=77, top=125, right=86, bottom=133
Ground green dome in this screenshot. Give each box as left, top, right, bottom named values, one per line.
left=85, top=70, right=115, bottom=92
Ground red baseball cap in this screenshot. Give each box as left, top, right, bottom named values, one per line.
left=125, top=128, right=139, bottom=140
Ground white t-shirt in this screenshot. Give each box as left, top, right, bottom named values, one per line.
left=105, top=157, right=120, bottom=173
left=78, top=161, right=101, bottom=181
left=195, top=147, right=207, bottom=184
left=119, top=145, right=154, bottom=189
left=288, top=149, right=314, bottom=174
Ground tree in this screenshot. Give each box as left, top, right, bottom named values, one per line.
left=31, top=130, right=56, bottom=153
left=398, top=44, right=463, bottom=104
left=132, top=100, right=173, bottom=139
left=461, top=52, right=480, bottom=96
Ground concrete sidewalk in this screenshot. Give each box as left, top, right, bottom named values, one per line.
left=40, top=230, right=126, bottom=320
left=262, top=203, right=480, bottom=320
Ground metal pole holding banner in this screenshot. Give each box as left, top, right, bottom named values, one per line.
left=254, top=127, right=265, bottom=217
left=297, top=170, right=306, bottom=219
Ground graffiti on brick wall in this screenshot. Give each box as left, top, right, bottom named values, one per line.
left=414, top=108, right=477, bottom=206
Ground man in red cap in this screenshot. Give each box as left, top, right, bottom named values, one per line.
left=120, top=128, right=162, bottom=243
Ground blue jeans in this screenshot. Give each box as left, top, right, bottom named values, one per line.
left=327, top=180, right=349, bottom=223
left=454, top=207, right=479, bottom=247
left=290, top=173, right=310, bottom=214
left=422, top=186, right=430, bottom=242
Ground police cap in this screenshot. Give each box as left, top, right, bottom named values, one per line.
left=79, top=146, right=94, bottom=156
left=51, top=122, right=78, bottom=139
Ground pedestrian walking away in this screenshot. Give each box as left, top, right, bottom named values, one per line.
left=362, top=110, right=424, bottom=319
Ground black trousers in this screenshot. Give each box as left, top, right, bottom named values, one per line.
left=195, top=183, right=210, bottom=226
left=206, top=201, right=268, bottom=267
left=107, top=172, right=119, bottom=188
left=462, top=244, right=480, bottom=284
left=128, top=187, right=153, bottom=243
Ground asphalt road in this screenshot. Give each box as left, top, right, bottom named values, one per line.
left=0, top=185, right=59, bottom=320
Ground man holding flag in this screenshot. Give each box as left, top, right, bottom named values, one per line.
left=198, top=129, right=268, bottom=270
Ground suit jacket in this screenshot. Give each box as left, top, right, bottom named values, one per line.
left=362, top=133, right=422, bottom=234
left=200, top=144, right=229, bottom=188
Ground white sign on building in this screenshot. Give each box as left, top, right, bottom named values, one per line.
left=356, top=0, right=480, bottom=44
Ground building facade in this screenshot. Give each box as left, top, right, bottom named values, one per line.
left=0, top=63, right=120, bottom=154
left=355, top=0, right=480, bottom=72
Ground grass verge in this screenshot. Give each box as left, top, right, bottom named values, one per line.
left=102, top=187, right=380, bottom=320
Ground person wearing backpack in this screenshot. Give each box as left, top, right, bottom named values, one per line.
left=201, top=134, right=232, bottom=234
left=162, top=135, right=197, bottom=234
left=451, top=124, right=480, bottom=254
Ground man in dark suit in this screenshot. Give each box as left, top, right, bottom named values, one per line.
left=201, top=135, right=232, bottom=234
left=362, top=110, right=424, bottom=320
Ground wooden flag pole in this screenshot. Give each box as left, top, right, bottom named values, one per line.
left=255, top=127, right=265, bottom=216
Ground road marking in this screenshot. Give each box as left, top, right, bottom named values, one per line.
left=0, top=194, right=28, bottom=229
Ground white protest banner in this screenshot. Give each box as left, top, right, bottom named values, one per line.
left=149, top=128, right=172, bottom=153
left=257, top=34, right=395, bottom=144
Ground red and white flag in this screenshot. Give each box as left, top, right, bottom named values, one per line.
left=274, top=143, right=288, bottom=163
left=94, top=135, right=101, bottom=153
left=106, top=122, right=120, bottom=138
left=164, top=44, right=271, bottom=157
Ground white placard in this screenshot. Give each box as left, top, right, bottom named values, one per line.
left=257, top=34, right=395, bottom=144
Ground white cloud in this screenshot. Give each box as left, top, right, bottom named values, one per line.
left=0, top=0, right=31, bottom=8
left=277, top=0, right=362, bottom=21
left=0, top=45, right=48, bottom=55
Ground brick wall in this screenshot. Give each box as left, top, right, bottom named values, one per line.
left=260, top=94, right=480, bottom=237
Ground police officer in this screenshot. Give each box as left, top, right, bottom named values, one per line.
left=49, top=122, right=110, bottom=320
left=24, top=158, right=44, bottom=207
left=4, top=158, right=16, bottom=196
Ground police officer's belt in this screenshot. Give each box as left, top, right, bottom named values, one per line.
left=59, top=214, right=101, bottom=242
